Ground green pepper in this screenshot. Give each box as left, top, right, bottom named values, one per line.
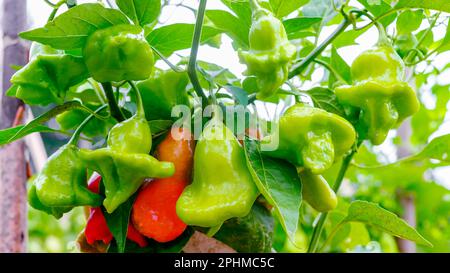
left=83, top=24, right=154, bottom=83
left=28, top=179, right=71, bottom=219
left=79, top=86, right=174, bottom=213
left=9, top=54, right=89, bottom=105
left=335, top=29, right=420, bottom=145
left=263, top=104, right=356, bottom=174
left=137, top=69, right=190, bottom=121
left=298, top=170, right=337, bottom=212
left=238, top=1, right=296, bottom=99
left=176, top=114, right=259, bottom=227
left=34, top=144, right=103, bottom=207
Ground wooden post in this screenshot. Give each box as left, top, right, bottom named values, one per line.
left=0, top=0, right=28, bottom=253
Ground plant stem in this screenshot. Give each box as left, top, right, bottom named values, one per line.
left=128, top=81, right=145, bottom=118
left=101, top=82, right=125, bottom=122
left=47, top=0, right=66, bottom=22
left=288, top=18, right=351, bottom=79
left=188, top=0, right=209, bottom=107
left=68, top=104, right=108, bottom=145
left=150, top=45, right=185, bottom=73
left=307, top=148, right=357, bottom=253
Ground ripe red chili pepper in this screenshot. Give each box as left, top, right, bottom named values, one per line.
left=132, top=128, right=195, bottom=243
left=84, top=173, right=148, bottom=247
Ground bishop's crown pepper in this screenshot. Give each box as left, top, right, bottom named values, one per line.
left=335, top=25, right=420, bottom=145
left=238, top=0, right=296, bottom=99
left=176, top=112, right=259, bottom=227
left=28, top=106, right=109, bottom=218
left=84, top=173, right=147, bottom=247
left=79, top=85, right=174, bottom=213
left=263, top=103, right=356, bottom=174
left=83, top=24, right=154, bottom=83
left=132, top=128, right=195, bottom=243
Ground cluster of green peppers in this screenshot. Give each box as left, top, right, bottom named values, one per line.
left=20, top=0, right=421, bottom=247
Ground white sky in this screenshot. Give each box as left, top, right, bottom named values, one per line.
left=26, top=0, right=450, bottom=188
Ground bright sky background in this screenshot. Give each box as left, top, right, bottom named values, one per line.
left=26, top=0, right=450, bottom=188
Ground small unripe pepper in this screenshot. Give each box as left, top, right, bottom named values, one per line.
left=335, top=26, right=420, bottom=145
left=83, top=24, right=154, bottom=83
left=263, top=103, right=356, bottom=174
left=298, top=170, right=337, bottom=212
left=238, top=1, right=296, bottom=99
left=79, top=85, right=174, bottom=213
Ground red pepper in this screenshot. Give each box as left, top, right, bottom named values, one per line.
left=132, top=128, right=194, bottom=243
left=84, top=173, right=148, bottom=247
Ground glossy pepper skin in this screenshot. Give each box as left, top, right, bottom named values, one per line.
left=176, top=116, right=259, bottom=227
left=34, top=144, right=102, bottom=208
left=263, top=104, right=356, bottom=174
left=84, top=173, right=148, bottom=247
left=238, top=2, right=296, bottom=99
left=79, top=88, right=174, bottom=213
left=298, top=170, right=337, bottom=212
left=335, top=34, right=420, bottom=145
left=132, top=128, right=195, bottom=243
left=83, top=24, right=154, bottom=83
left=9, top=54, right=89, bottom=105
left=28, top=180, right=71, bottom=219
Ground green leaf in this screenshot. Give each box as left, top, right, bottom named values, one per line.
left=146, top=24, right=222, bottom=57
left=302, top=0, right=344, bottom=27
left=206, top=10, right=249, bottom=49
left=415, top=134, right=450, bottom=163
left=103, top=193, right=137, bottom=253
left=0, top=125, right=59, bottom=146
left=357, top=0, right=396, bottom=27
left=283, top=17, right=321, bottom=40
left=270, top=0, right=310, bottom=18
left=214, top=202, right=274, bottom=253
left=343, top=201, right=432, bottom=247
left=436, top=20, right=450, bottom=53
left=0, top=101, right=85, bottom=146
left=333, top=28, right=367, bottom=48
left=223, top=85, right=249, bottom=106
left=220, top=0, right=252, bottom=28
left=395, top=0, right=450, bottom=13
left=396, top=10, right=424, bottom=35
left=307, top=87, right=346, bottom=117
left=243, top=138, right=302, bottom=241
left=330, top=46, right=351, bottom=84
left=148, top=120, right=173, bottom=136
left=115, top=0, right=160, bottom=27
left=19, top=3, right=129, bottom=49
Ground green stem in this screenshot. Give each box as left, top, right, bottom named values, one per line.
left=128, top=81, right=145, bottom=118
left=43, top=0, right=56, bottom=7
left=318, top=221, right=345, bottom=252
left=307, top=148, right=358, bottom=253
left=101, top=82, right=125, bottom=122
left=150, top=45, right=185, bottom=73
left=68, top=104, right=108, bottom=145
left=405, top=13, right=440, bottom=64
left=47, top=0, right=66, bottom=22
left=188, top=0, right=209, bottom=108
left=288, top=18, right=351, bottom=79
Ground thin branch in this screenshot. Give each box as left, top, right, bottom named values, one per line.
left=187, top=0, right=209, bottom=107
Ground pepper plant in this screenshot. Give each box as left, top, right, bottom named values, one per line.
left=1, top=0, right=450, bottom=253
